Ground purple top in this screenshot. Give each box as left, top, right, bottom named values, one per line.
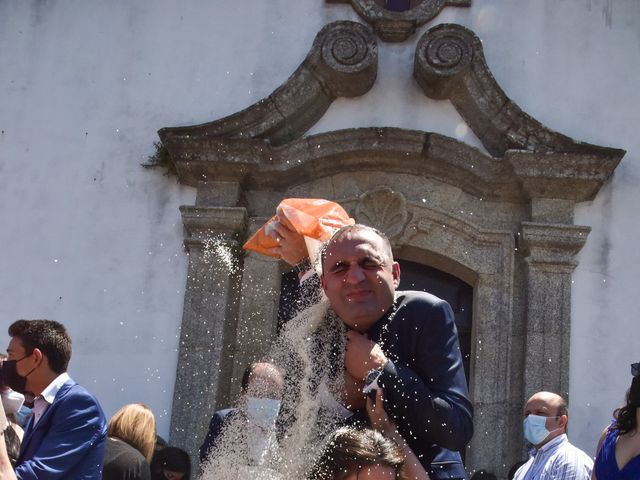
left=594, top=424, right=640, bottom=480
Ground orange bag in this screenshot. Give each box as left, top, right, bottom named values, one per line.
left=243, top=198, right=354, bottom=259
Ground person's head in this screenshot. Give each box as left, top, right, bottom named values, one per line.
left=522, top=391, right=568, bottom=448
left=241, top=362, right=284, bottom=430
left=320, top=225, right=400, bottom=333
left=242, top=362, right=284, bottom=400
left=108, top=403, right=156, bottom=462
left=313, top=427, right=407, bottom=480
left=5, top=320, right=71, bottom=395
left=612, top=362, right=640, bottom=434
left=151, top=446, right=191, bottom=480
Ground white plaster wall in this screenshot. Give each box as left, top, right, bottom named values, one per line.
left=1, top=0, right=638, bottom=457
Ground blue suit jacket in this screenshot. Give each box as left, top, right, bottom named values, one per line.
left=199, top=408, right=237, bottom=464
left=15, top=378, right=107, bottom=480
left=366, top=291, right=474, bottom=480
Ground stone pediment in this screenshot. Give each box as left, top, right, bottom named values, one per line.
left=159, top=21, right=624, bottom=202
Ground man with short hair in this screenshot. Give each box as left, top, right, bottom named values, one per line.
left=315, top=224, right=473, bottom=479
left=513, top=391, right=592, bottom=480
left=0, top=319, right=107, bottom=479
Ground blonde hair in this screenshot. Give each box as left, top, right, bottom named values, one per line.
left=108, top=403, right=156, bottom=461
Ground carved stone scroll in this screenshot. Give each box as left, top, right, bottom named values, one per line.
left=159, top=21, right=377, bottom=148
left=414, top=24, right=626, bottom=162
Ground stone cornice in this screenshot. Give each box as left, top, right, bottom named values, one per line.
left=414, top=24, right=627, bottom=165
left=163, top=127, right=618, bottom=203
left=326, top=0, right=471, bottom=42
left=506, top=151, right=622, bottom=201
left=159, top=21, right=377, bottom=148
left=164, top=127, right=517, bottom=198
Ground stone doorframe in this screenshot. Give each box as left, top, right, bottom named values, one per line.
left=156, top=21, right=624, bottom=477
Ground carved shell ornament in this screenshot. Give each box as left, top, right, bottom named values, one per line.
left=356, top=188, right=408, bottom=240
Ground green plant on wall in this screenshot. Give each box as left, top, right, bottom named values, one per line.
left=142, top=141, right=177, bottom=177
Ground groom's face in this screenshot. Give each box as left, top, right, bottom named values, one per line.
left=321, top=229, right=400, bottom=333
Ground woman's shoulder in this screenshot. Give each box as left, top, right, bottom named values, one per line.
left=105, top=437, right=148, bottom=464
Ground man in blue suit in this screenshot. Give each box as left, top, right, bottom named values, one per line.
left=0, top=319, right=107, bottom=479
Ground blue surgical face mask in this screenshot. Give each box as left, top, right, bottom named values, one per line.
left=246, top=397, right=280, bottom=430
left=523, top=414, right=558, bottom=445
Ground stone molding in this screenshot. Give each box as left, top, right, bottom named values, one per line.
left=163, top=127, right=620, bottom=204
left=159, top=21, right=377, bottom=148
left=326, top=0, right=471, bottom=42
left=414, top=24, right=626, bottom=163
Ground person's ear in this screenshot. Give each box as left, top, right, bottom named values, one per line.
left=559, top=414, right=568, bottom=429
left=31, top=348, right=44, bottom=364
left=392, top=262, right=400, bottom=288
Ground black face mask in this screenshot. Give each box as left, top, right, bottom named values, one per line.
left=2, top=356, right=34, bottom=394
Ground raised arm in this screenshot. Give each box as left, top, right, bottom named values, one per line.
left=366, top=388, right=430, bottom=480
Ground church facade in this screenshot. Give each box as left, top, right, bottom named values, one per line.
left=1, top=1, right=638, bottom=477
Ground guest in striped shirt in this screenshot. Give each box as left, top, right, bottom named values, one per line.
left=513, top=391, right=592, bottom=480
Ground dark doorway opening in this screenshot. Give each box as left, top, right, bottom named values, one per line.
left=397, top=259, right=473, bottom=384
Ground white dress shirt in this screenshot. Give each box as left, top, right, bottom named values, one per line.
left=513, top=434, right=593, bottom=480
left=32, top=372, right=70, bottom=426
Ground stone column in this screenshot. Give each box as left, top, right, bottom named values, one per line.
left=228, top=239, right=282, bottom=401
left=169, top=206, right=247, bottom=461
left=519, top=222, right=589, bottom=399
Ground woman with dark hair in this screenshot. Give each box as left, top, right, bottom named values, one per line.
left=592, top=362, right=640, bottom=479
left=102, top=403, right=156, bottom=480
left=150, top=446, right=191, bottom=480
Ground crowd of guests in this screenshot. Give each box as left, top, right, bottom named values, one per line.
left=0, top=320, right=191, bottom=480
left=0, top=223, right=639, bottom=479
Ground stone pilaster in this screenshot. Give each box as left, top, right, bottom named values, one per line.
left=228, top=247, right=282, bottom=402
left=519, top=222, right=589, bottom=399
left=169, top=206, right=247, bottom=460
